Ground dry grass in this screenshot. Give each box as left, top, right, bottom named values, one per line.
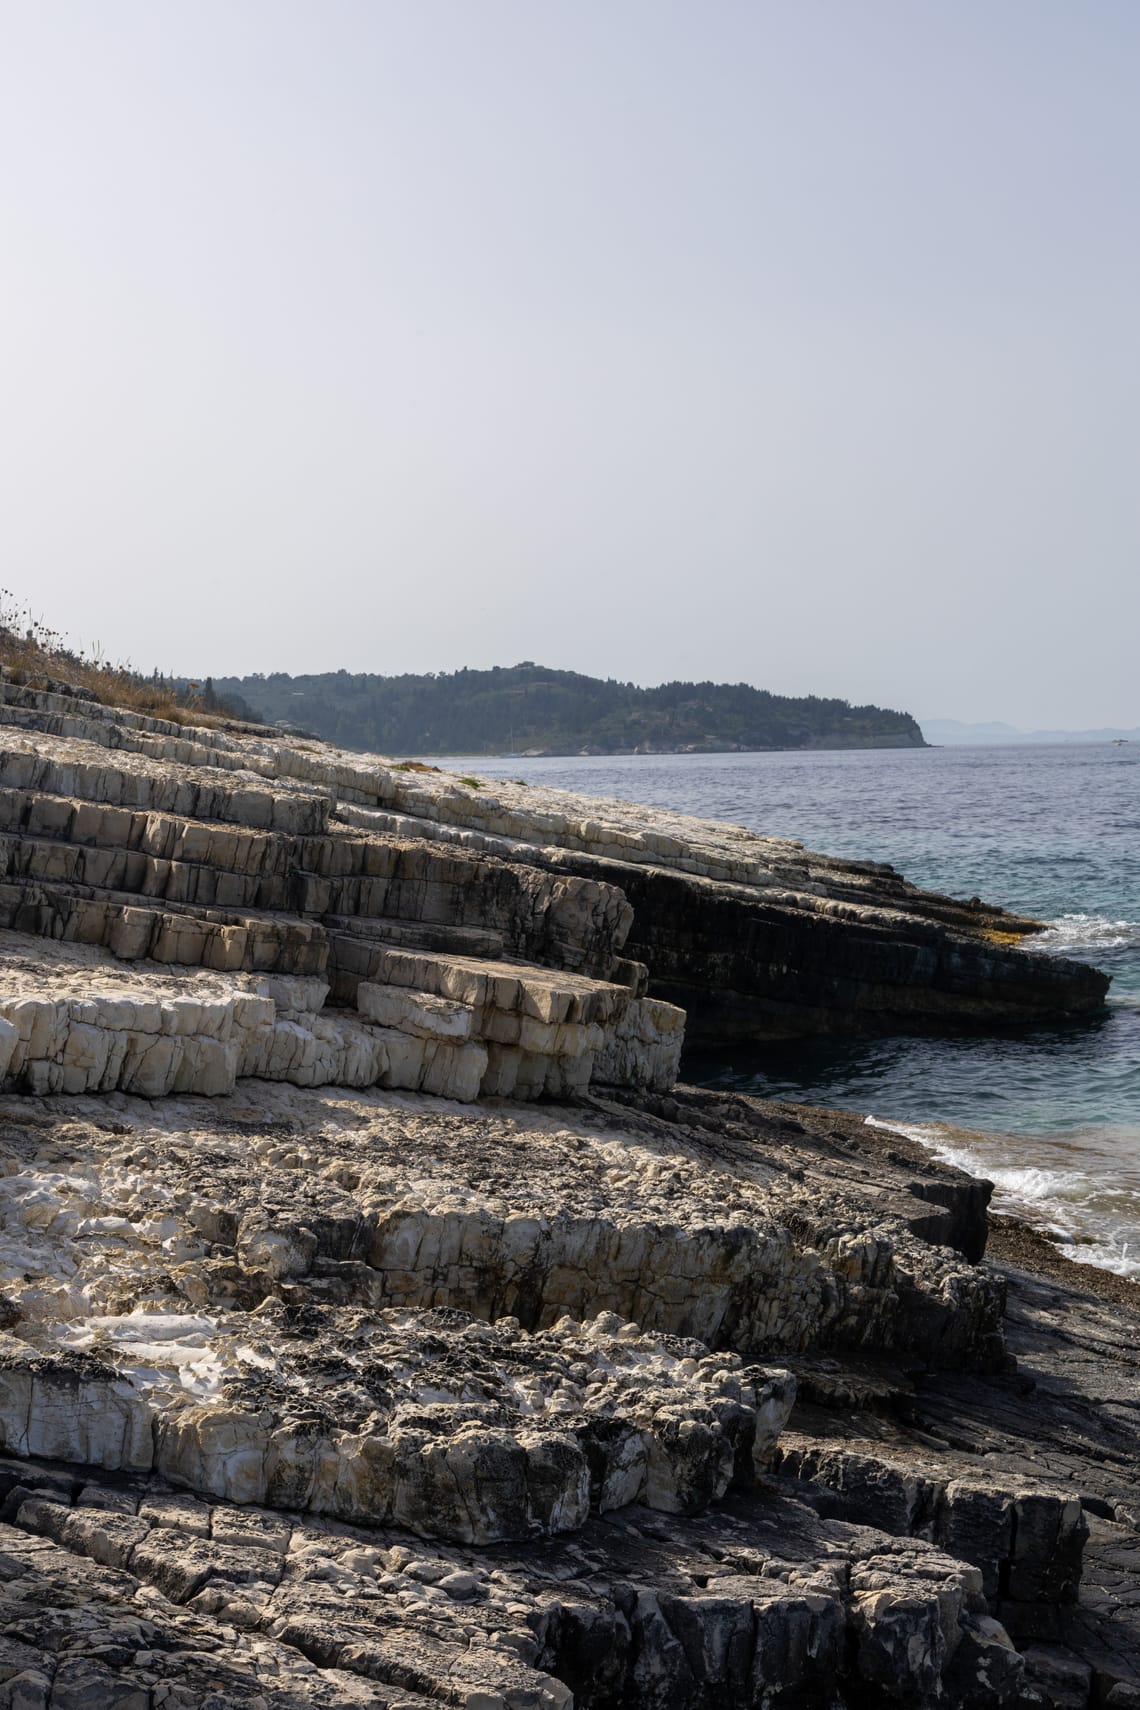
left=0, top=590, right=224, bottom=726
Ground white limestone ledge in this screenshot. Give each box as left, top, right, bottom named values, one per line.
left=0, top=932, right=682, bottom=1103
left=0, top=680, right=896, bottom=904
left=0, top=734, right=330, bottom=836
left=357, top=946, right=683, bottom=1097
left=0, top=780, right=636, bottom=978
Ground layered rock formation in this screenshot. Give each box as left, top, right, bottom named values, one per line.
left=0, top=671, right=1133, bottom=1708
left=0, top=668, right=1107, bottom=1055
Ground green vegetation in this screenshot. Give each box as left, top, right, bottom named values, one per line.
left=213, top=663, right=925, bottom=756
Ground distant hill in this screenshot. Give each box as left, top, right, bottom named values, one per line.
left=922, top=717, right=1140, bottom=746
left=214, top=664, right=926, bottom=756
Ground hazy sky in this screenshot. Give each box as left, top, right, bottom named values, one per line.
left=2, top=2, right=1138, bottom=726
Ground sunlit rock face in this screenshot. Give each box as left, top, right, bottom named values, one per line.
left=0, top=673, right=1128, bottom=1708
left=0, top=1302, right=795, bottom=1541
left=0, top=1086, right=1007, bottom=1376
left=0, top=932, right=683, bottom=1106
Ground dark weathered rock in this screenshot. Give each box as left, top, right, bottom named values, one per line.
left=569, top=853, right=1110, bottom=1044
left=1, top=1475, right=1034, bottom=1710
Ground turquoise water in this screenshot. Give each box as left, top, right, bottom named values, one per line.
left=444, top=745, right=1140, bottom=1275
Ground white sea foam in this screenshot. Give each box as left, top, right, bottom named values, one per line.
left=1027, top=913, right=1140, bottom=954
left=1054, top=1236, right=1136, bottom=1277
left=864, top=1115, right=1140, bottom=1278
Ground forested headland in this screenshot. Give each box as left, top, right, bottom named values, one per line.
left=214, top=664, right=925, bottom=756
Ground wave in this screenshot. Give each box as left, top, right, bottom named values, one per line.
left=864, top=1115, right=1140, bottom=1278
left=864, top=1117, right=1077, bottom=1200
left=1051, top=1236, right=1138, bottom=1277
left=1027, top=913, right=1140, bottom=954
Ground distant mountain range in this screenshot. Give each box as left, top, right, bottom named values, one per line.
left=921, top=718, right=1139, bottom=746
left=212, top=664, right=927, bottom=756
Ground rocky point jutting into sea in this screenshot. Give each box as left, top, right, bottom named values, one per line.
left=0, top=665, right=1135, bottom=1710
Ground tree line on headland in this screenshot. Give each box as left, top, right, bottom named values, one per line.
left=212, top=663, right=926, bottom=756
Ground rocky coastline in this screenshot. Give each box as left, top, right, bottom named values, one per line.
left=0, top=669, right=1133, bottom=1709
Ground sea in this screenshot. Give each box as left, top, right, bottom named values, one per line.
left=441, top=744, right=1140, bottom=1278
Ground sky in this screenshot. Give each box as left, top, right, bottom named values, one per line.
left=2, top=1, right=1138, bottom=727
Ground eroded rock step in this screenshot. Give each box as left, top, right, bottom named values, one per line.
left=1, top=1303, right=794, bottom=1541
left=356, top=946, right=682, bottom=1098
left=0, top=678, right=429, bottom=813
left=1, top=1460, right=1038, bottom=1709
left=0, top=881, right=330, bottom=980
left=0, top=735, right=330, bottom=835
left=0, top=941, right=447, bottom=1100
left=335, top=794, right=1051, bottom=956
left=761, top=1262, right=1140, bottom=1707
left=0, top=934, right=681, bottom=1103
left=0, top=1086, right=1006, bottom=1381
left=0, top=783, right=634, bottom=979
left=569, top=855, right=1110, bottom=1044
left=775, top=1425, right=1087, bottom=1611
left=1, top=671, right=481, bottom=811
left=0, top=1512, right=452, bottom=1709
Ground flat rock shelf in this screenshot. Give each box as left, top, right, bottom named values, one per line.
left=0, top=670, right=1133, bottom=1709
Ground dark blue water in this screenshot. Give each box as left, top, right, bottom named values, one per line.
left=445, top=745, right=1140, bottom=1274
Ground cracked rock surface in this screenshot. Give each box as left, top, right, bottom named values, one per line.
left=0, top=1464, right=1036, bottom=1710
left=1, top=1083, right=1137, bottom=1706
left=0, top=676, right=1133, bottom=1706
